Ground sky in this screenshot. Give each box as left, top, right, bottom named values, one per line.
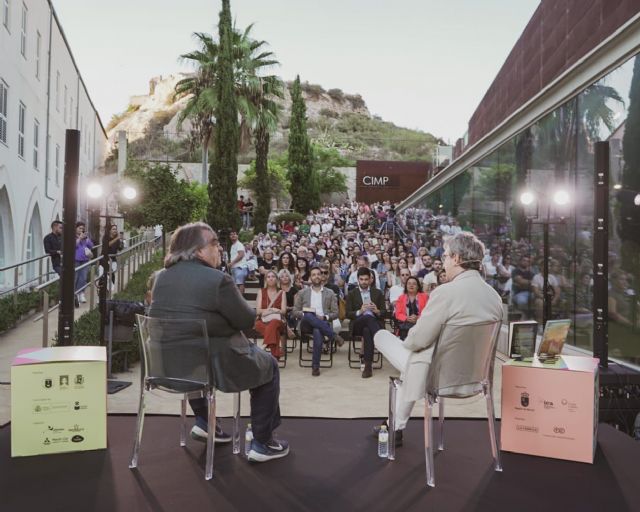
left=53, top=0, right=540, bottom=143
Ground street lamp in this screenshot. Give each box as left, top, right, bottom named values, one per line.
left=86, top=180, right=137, bottom=347
left=519, top=187, right=572, bottom=326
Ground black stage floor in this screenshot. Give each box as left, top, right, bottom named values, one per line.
left=1, top=416, right=639, bottom=512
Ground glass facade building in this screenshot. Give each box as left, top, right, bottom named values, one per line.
left=400, top=55, right=640, bottom=367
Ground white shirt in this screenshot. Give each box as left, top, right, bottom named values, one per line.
left=310, top=224, right=321, bottom=235
left=389, top=285, right=404, bottom=305
left=532, top=273, right=559, bottom=289
left=230, top=240, right=247, bottom=268
left=321, top=222, right=333, bottom=234
left=310, top=287, right=325, bottom=317
left=422, top=272, right=438, bottom=288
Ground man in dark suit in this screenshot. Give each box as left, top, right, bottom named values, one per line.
left=150, top=222, right=289, bottom=463
left=346, top=267, right=386, bottom=378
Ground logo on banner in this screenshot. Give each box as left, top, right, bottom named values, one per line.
left=44, top=378, right=52, bottom=389
left=553, top=426, right=566, bottom=434
left=520, top=392, right=529, bottom=407
left=71, top=435, right=84, bottom=443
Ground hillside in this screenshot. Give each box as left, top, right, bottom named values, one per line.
left=105, top=74, right=441, bottom=168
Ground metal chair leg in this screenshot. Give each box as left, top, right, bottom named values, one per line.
left=205, top=389, right=216, bottom=480
left=438, top=398, right=445, bottom=451
left=180, top=394, right=187, bottom=447
left=129, top=388, right=146, bottom=469
left=388, top=377, right=400, bottom=461
left=424, top=398, right=435, bottom=487
left=485, top=389, right=503, bottom=472
left=232, top=392, right=241, bottom=455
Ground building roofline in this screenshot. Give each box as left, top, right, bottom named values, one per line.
left=398, top=11, right=640, bottom=211
left=47, top=0, right=107, bottom=139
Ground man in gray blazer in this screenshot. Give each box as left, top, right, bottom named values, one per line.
left=293, top=267, right=342, bottom=376
left=150, top=222, right=289, bottom=463
left=374, top=231, right=503, bottom=444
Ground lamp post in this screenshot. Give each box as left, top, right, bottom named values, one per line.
left=519, top=187, right=571, bottom=327
left=86, top=180, right=137, bottom=345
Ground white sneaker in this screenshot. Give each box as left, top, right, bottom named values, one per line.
left=79, top=293, right=87, bottom=303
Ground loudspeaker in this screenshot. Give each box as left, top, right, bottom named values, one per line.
left=593, top=142, right=609, bottom=367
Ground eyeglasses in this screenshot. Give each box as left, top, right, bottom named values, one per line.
left=321, top=271, right=329, bottom=275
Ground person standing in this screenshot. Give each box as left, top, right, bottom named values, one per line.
left=43, top=220, right=63, bottom=276
left=106, top=224, right=124, bottom=286
left=346, top=267, right=386, bottom=378
left=74, top=221, right=94, bottom=304
left=229, top=231, right=249, bottom=295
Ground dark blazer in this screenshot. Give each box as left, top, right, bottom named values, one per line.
left=149, top=259, right=273, bottom=393
left=345, top=286, right=386, bottom=333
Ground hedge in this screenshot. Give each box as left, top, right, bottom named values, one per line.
left=0, top=283, right=59, bottom=333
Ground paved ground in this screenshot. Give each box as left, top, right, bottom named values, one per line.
left=0, top=276, right=506, bottom=426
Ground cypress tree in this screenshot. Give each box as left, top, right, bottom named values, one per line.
left=253, top=125, right=271, bottom=233
left=288, top=76, right=318, bottom=213
left=208, top=0, right=240, bottom=232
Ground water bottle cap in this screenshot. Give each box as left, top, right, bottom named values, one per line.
left=380, top=425, right=387, bottom=432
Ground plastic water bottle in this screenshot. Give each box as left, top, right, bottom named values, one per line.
left=378, top=425, right=389, bottom=458
left=244, top=423, right=253, bottom=457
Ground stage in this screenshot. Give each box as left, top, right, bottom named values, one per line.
left=1, top=416, right=639, bottom=511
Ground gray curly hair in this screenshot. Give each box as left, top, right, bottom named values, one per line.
left=444, top=232, right=485, bottom=271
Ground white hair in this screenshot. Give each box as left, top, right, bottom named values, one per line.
left=444, top=232, right=485, bottom=271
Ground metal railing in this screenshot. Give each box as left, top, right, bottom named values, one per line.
left=0, top=233, right=150, bottom=301
left=32, top=234, right=166, bottom=348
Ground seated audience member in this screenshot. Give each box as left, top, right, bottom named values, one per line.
left=277, top=252, right=296, bottom=275
left=254, top=270, right=287, bottom=358
left=278, top=269, right=299, bottom=337
left=389, top=268, right=412, bottom=308
left=346, top=267, right=386, bottom=378
left=374, top=231, right=503, bottom=444
left=293, top=267, right=343, bottom=376
left=149, top=222, right=289, bottom=462
left=394, top=276, right=429, bottom=340
left=295, top=256, right=310, bottom=287
left=257, top=249, right=277, bottom=288
left=347, top=255, right=381, bottom=290
left=416, top=254, right=433, bottom=279
left=421, top=258, right=443, bottom=289
left=512, top=255, right=534, bottom=313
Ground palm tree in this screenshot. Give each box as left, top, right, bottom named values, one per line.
left=175, top=25, right=281, bottom=187
left=175, top=32, right=219, bottom=184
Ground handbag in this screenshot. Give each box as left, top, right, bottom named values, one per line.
left=338, top=297, right=346, bottom=322
left=261, top=291, right=282, bottom=323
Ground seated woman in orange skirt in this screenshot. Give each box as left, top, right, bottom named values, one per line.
left=254, top=270, right=287, bottom=358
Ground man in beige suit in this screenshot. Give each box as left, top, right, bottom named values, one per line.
left=374, top=231, right=503, bottom=443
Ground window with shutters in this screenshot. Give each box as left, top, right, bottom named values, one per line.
left=0, top=80, right=7, bottom=145
left=18, top=101, right=25, bottom=158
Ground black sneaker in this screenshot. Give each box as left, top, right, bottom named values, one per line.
left=189, top=424, right=232, bottom=444
left=247, top=438, right=290, bottom=462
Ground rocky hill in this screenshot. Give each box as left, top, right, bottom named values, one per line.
left=105, top=73, right=441, bottom=166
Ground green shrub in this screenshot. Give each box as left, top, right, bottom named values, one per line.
left=238, top=229, right=254, bottom=243
left=327, top=88, right=345, bottom=102
left=274, top=212, right=305, bottom=225
left=345, top=94, right=366, bottom=109
left=300, top=82, right=325, bottom=98
left=0, top=286, right=57, bottom=333
left=319, top=108, right=339, bottom=119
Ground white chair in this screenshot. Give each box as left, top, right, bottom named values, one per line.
left=129, top=315, right=241, bottom=480
left=388, top=320, right=502, bottom=487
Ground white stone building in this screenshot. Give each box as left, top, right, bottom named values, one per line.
left=0, top=0, right=107, bottom=286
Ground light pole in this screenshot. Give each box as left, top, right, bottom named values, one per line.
left=86, top=180, right=137, bottom=345
left=519, top=187, right=571, bottom=327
